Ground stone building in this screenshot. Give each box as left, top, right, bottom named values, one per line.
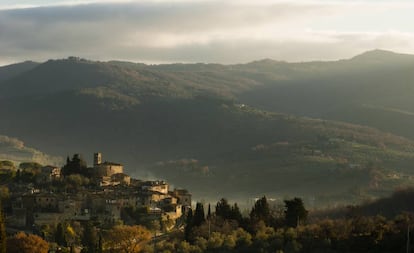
left=172, top=189, right=192, bottom=208
left=36, top=166, right=61, bottom=183
left=142, top=180, right=169, bottom=194
left=93, top=152, right=124, bottom=177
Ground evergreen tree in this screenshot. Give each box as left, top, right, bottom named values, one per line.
left=16, top=169, right=21, bottom=182
left=97, top=234, right=103, bottom=253
left=184, top=208, right=193, bottom=241
left=216, top=198, right=232, bottom=219
left=81, top=222, right=97, bottom=253
left=284, top=197, right=308, bottom=227
left=0, top=201, right=6, bottom=253
left=62, top=154, right=88, bottom=177
left=250, top=196, right=271, bottom=224
left=207, top=203, right=212, bottom=219
left=193, top=202, right=205, bottom=227
left=230, top=203, right=243, bottom=223
left=55, top=223, right=67, bottom=247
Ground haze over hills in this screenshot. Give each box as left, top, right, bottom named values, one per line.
left=239, top=50, right=414, bottom=140
left=1, top=50, right=414, bottom=205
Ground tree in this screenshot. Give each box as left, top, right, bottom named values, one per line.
left=55, top=223, right=67, bottom=247
left=184, top=208, right=194, bottom=241
left=62, top=154, right=88, bottom=177
left=7, top=232, right=49, bottom=253
left=150, top=219, right=161, bottom=232
left=216, top=198, right=232, bottom=220
left=207, top=203, right=212, bottom=220
left=65, top=174, right=90, bottom=191
left=284, top=197, right=308, bottom=227
left=193, top=202, right=205, bottom=227
left=0, top=160, right=15, bottom=170
left=250, top=196, right=271, bottom=224
left=82, top=222, right=97, bottom=253
left=0, top=202, right=6, bottom=253
left=19, top=162, right=42, bottom=171
left=230, top=203, right=243, bottom=223
left=104, top=225, right=151, bottom=253
left=97, top=234, right=103, bottom=253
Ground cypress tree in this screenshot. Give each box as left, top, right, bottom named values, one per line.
left=82, top=222, right=97, bottom=253
left=55, top=223, right=67, bottom=247
left=184, top=208, right=193, bottom=241
left=216, top=198, right=231, bottom=219
left=193, top=202, right=205, bottom=227
left=207, top=203, right=211, bottom=219
left=97, top=234, right=103, bottom=253
left=250, top=196, right=271, bottom=224
left=0, top=201, right=6, bottom=253
left=284, top=197, right=308, bottom=227
left=230, top=203, right=243, bottom=223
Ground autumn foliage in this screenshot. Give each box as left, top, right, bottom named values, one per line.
left=104, top=225, right=152, bottom=253
left=7, top=232, right=49, bottom=253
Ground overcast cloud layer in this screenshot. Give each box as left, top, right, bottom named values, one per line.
left=0, top=0, right=414, bottom=65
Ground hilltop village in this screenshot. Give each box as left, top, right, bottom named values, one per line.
left=0, top=153, right=191, bottom=234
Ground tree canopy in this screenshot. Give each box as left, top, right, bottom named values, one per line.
left=284, top=197, right=308, bottom=227
left=62, top=154, right=88, bottom=177
left=7, top=232, right=49, bottom=253
left=104, top=225, right=151, bottom=253
left=250, top=196, right=271, bottom=224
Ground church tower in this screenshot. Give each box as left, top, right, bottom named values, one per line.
left=94, top=152, right=102, bottom=166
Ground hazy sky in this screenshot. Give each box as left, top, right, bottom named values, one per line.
left=0, top=0, right=414, bottom=65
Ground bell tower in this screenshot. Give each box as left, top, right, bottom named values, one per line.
left=94, top=152, right=102, bottom=166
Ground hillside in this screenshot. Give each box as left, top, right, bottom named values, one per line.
left=237, top=50, right=414, bottom=140
left=0, top=135, right=62, bottom=166
left=1, top=52, right=414, bottom=205
left=0, top=61, right=38, bottom=83
left=314, top=188, right=414, bottom=219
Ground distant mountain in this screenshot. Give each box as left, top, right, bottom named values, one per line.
left=237, top=50, right=414, bottom=140
left=1, top=51, right=414, bottom=205
left=350, top=49, right=414, bottom=64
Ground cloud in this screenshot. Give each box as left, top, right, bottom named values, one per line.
left=0, top=1, right=413, bottom=65
left=104, top=31, right=414, bottom=63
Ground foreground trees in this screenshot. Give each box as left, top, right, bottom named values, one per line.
left=165, top=195, right=414, bottom=253
left=7, top=232, right=49, bottom=253
left=5, top=194, right=414, bottom=253
left=82, top=222, right=98, bottom=253
left=104, top=225, right=151, bottom=253
left=0, top=204, right=5, bottom=253
left=152, top=211, right=414, bottom=253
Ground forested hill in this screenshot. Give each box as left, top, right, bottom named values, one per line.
left=1, top=51, right=414, bottom=205
left=0, top=61, right=39, bottom=83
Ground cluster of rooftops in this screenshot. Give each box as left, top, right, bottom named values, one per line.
left=4, top=152, right=192, bottom=230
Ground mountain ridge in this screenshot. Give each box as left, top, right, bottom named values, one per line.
left=1, top=50, right=414, bottom=204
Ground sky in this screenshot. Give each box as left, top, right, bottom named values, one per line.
left=0, top=0, right=414, bottom=65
